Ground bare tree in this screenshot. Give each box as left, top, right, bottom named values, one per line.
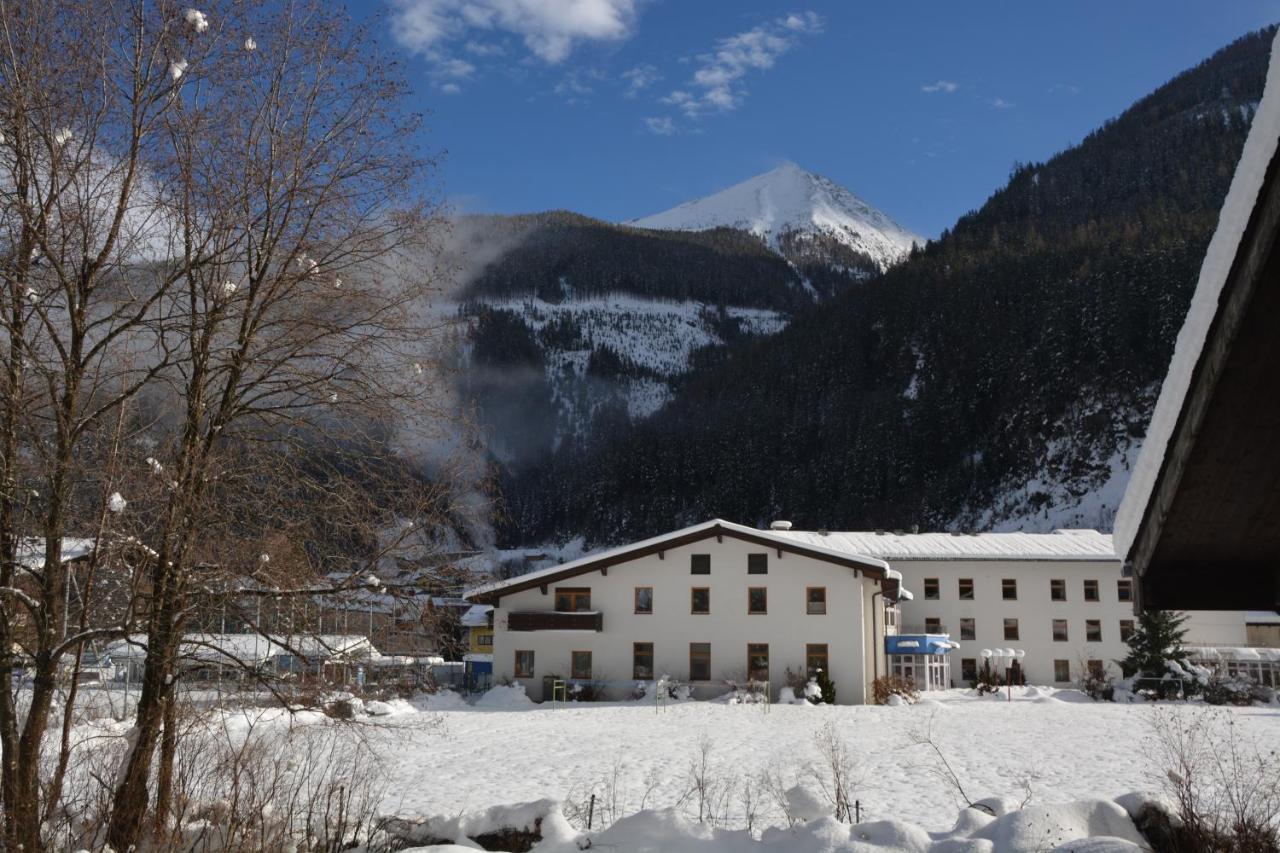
left=0, top=1, right=454, bottom=849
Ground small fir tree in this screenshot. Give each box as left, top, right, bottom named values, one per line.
left=1120, top=610, right=1190, bottom=697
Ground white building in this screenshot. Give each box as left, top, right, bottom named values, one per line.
left=468, top=520, right=902, bottom=704
left=774, top=528, right=1248, bottom=688
left=469, top=520, right=1254, bottom=703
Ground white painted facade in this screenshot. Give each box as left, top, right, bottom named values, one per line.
left=472, top=522, right=1251, bottom=702
left=777, top=529, right=1249, bottom=687
left=476, top=523, right=890, bottom=704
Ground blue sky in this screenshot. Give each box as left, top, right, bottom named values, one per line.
left=376, top=1, right=1280, bottom=238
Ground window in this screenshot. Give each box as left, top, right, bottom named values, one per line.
left=958, top=578, right=974, bottom=600
left=960, top=618, right=975, bottom=641
left=1117, top=579, right=1133, bottom=602
left=1054, top=660, right=1070, bottom=682
left=1002, top=579, right=1017, bottom=600
left=806, top=587, right=827, bottom=615
left=514, top=650, right=534, bottom=678
left=689, top=643, right=711, bottom=681
left=955, top=658, right=975, bottom=682
left=924, top=578, right=940, bottom=600
left=634, top=587, right=653, bottom=614
left=554, top=587, right=591, bottom=612
left=748, top=553, right=768, bottom=574
left=633, top=643, right=654, bottom=680
left=691, top=587, right=710, bottom=614
left=1120, top=619, right=1135, bottom=643
left=571, top=650, right=592, bottom=680
left=925, top=617, right=942, bottom=634
left=1051, top=579, right=1066, bottom=601
left=1052, top=619, right=1069, bottom=642
left=806, top=643, right=828, bottom=676
left=1084, top=580, right=1099, bottom=602
left=747, top=643, right=769, bottom=682
left=691, top=554, right=710, bottom=575
left=1087, top=659, right=1105, bottom=678
left=748, top=587, right=768, bottom=614
left=1004, top=618, right=1020, bottom=641
left=477, top=634, right=493, bottom=647
left=1086, top=619, right=1102, bottom=642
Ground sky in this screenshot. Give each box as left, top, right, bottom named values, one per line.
left=371, top=1, right=1280, bottom=238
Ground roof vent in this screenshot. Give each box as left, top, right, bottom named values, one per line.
left=769, top=520, right=793, bottom=531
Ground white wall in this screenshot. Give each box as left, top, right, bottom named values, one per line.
left=892, top=558, right=1248, bottom=685
left=491, top=536, right=882, bottom=704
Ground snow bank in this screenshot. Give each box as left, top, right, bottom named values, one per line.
left=399, top=795, right=1150, bottom=852
left=475, top=683, right=534, bottom=709
left=418, top=689, right=470, bottom=711
left=365, top=698, right=417, bottom=717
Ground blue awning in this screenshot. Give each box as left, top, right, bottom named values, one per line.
left=886, top=634, right=955, bottom=655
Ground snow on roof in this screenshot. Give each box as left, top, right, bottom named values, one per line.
left=1115, top=28, right=1280, bottom=560
left=1185, top=645, right=1280, bottom=662
left=105, top=633, right=280, bottom=664
left=772, top=528, right=1116, bottom=561
left=461, top=604, right=493, bottom=627
left=465, top=519, right=890, bottom=599
left=15, top=537, right=96, bottom=569
left=1245, top=611, right=1280, bottom=625
left=275, top=634, right=378, bottom=659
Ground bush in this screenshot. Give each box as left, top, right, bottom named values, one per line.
left=1202, top=670, right=1257, bottom=706
left=872, top=675, right=917, bottom=705
left=972, top=661, right=1001, bottom=695
left=812, top=670, right=837, bottom=705
left=1080, top=664, right=1114, bottom=702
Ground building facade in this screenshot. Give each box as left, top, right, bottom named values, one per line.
left=469, top=520, right=898, bottom=704
left=773, top=528, right=1253, bottom=687
left=469, top=521, right=1258, bottom=702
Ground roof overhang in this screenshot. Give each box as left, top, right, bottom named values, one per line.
left=1118, top=35, right=1280, bottom=613
left=466, top=519, right=889, bottom=604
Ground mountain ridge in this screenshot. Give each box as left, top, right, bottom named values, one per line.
left=627, top=162, right=921, bottom=275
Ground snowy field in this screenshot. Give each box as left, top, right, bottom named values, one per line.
left=366, top=686, right=1279, bottom=845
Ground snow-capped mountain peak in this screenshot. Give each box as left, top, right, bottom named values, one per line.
left=626, top=162, right=921, bottom=272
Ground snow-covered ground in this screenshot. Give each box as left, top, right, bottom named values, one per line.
left=373, top=686, right=1278, bottom=844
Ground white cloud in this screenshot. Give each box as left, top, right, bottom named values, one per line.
left=554, top=67, right=604, bottom=102
left=390, top=0, right=636, bottom=64
left=464, top=39, right=506, bottom=57
left=644, top=116, right=675, bottom=135
left=664, top=12, right=824, bottom=117
left=921, top=79, right=957, bottom=94
left=990, top=97, right=1015, bottom=109
left=440, top=82, right=462, bottom=94
left=622, top=64, right=660, bottom=98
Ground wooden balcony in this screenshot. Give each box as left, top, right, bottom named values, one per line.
left=506, top=610, right=603, bottom=632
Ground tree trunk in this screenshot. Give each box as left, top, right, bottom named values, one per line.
left=152, top=686, right=179, bottom=845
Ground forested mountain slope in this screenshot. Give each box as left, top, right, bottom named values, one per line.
left=499, top=27, right=1275, bottom=545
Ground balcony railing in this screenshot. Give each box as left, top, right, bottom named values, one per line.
left=506, top=610, right=603, bottom=632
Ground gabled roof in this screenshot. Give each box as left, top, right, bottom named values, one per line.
left=465, top=519, right=890, bottom=603
left=772, top=529, right=1116, bottom=561
left=461, top=604, right=493, bottom=627
left=1114, top=27, right=1280, bottom=611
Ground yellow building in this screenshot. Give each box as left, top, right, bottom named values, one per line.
left=463, top=604, right=493, bottom=654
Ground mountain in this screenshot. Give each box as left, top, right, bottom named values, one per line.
left=627, top=162, right=922, bottom=276
left=498, top=27, right=1274, bottom=547
left=449, top=212, right=826, bottom=470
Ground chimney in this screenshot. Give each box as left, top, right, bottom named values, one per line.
left=769, top=520, right=793, bottom=531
